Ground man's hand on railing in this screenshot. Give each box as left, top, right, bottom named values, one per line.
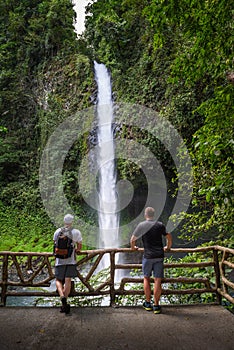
left=164, top=246, right=171, bottom=252
left=130, top=234, right=139, bottom=250
left=164, top=233, right=172, bottom=253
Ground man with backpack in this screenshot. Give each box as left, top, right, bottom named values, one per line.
left=53, top=214, right=82, bottom=314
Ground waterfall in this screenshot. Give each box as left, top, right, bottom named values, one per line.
left=72, top=0, right=90, bottom=36
left=94, top=61, right=119, bottom=257
left=72, top=2, right=120, bottom=268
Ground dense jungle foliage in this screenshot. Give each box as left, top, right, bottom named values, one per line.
left=0, top=0, right=233, bottom=252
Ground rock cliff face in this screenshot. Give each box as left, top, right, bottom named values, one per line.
left=0, top=0, right=95, bottom=201
left=35, top=54, right=94, bottom=149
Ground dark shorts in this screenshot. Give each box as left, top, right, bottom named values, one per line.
left=142, top=257, right=164, bottom=278
left=55, top=264, right=77, bottom=281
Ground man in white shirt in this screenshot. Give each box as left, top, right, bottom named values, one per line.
left=53, top=214, right=82, bottom=314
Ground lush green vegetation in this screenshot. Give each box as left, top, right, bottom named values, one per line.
left=0, top=0, right=94, bottom=251
left=0, top=0, right=233, bottom=252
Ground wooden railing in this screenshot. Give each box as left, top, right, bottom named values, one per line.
left=0, top=246, right=233, bottom=307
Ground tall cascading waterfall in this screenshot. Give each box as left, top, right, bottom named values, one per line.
left=72, top=1, right=120, bottom=269
left=94, top=61, right=119, bottom=266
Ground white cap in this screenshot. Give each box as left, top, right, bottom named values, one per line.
left=64, top=214, right=74, bottom=224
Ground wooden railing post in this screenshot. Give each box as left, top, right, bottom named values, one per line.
left=1, top=254, right=9, bottom=306
left=110, top=251, right=116, bottom=306
left=213, top=248, right=222, bottom=304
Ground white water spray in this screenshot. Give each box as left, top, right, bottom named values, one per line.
left=94, top=61, right=119, bottom=255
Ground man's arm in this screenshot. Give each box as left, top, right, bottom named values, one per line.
left=164, top=232, right=172, bottom=252
left=76, top=241, right=82, bottom=252
left=130, top=235, right=138, bottom=250
left=73, top=229, right=82, bottom=252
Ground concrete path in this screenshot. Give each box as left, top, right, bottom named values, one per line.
left=0, top=305, right=233, bottom=350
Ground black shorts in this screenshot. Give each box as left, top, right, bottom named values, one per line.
left=55, top=264, right=77, bottom=281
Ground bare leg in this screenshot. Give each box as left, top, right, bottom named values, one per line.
left=56, top=279, right=65, bottom=298
left=56, top=278, right=71, bottom=314
left=143, top=276, right=151, bottom=302
left=63, top=277, right=71, bottom=298
left=153, top=278, right=162, bottom=305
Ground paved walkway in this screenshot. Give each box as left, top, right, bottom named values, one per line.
left=0, top=304, right=233, bottom=350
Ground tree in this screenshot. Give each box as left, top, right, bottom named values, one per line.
left=189, top=85, right=234, bottom=238
left=84, top=0, right=149, bottom=69
left=143, top=0, right=233, bottom=239
left=0, top=0, right=81, bottom=202
left=143, top=0, right=233, bottom=85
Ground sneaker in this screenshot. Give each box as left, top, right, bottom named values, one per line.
left=60, top=305, right=66, bottom=313
left=153, top=305, right=161, bottom=314
left=60, top=296, right=67, bottom=313
left=65, top=303, right=70, bottom=314
left=61, top=296, right=67, bottom=306
left=60, top=298, right=70, bottom=314
left=143, top=301, right=153, bottom=311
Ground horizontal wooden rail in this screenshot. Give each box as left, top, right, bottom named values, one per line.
left=116, top=262, right=215, bottom=269
left=0, top=246, right=233, bottom=306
